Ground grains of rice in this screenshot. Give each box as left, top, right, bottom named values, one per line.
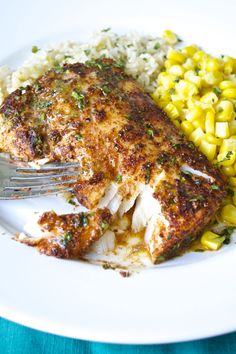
left=0, top=29, right=175, bottom=105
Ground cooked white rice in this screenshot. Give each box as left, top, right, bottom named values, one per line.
left=0, top=29, right=175, bottom=105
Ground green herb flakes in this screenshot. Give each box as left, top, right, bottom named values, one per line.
left=213, top=87, right=222, bottom=96
left=115, top=174, right=123, bottom=183
left=101, top=27, right=111, bottom=32
left=75, top=133, right=82, bottom=141
left=60, top=232, right=73, bottom=246
left=210, top=184, right=219, bottom=190
left=54, top=63, right=64, bottom=74
left=71, top=90, right=85, bottom=110
left=101, top=220, right=109, bottom=231
left=189, top=195, right=204, bottom=202
left=31, top=45, right=39, bottom=53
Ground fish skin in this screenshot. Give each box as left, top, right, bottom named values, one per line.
left=0, top=59, right=226, bottom=262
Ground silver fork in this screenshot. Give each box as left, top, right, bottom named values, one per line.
left=0, top=156, right=80, bottom=200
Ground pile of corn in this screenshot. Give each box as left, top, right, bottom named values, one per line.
left=153, top=30, right=236, bottom=250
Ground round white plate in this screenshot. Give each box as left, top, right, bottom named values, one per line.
left=0, top=0, right=236, bottom=344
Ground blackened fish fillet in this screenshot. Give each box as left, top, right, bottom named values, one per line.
left=0, top=59, right=226, bottom=262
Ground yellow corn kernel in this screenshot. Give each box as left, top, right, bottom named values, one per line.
left=205, top=134, right=222, bottom=145
left=164, top=59, right=176, bottom=70
left=229, top=121, right=236, bottom=135
left=206, top=58, right=221, bottom=72
left=181, top=120, right=194, bottom=136
left=192, top=118, right=205, bottom=130
left=175, top=80, right=198, bottom=99
left=222, top=166, right=235, bottom=177
left=164, top=103, right=179, bottom=119
left=185, top=106, right=203, bottom=121
left=221, top=204, right=236, bottom=224
left=222, top=88, right=236, bottom=99
left=199, top=139, right=216, bottom=161
left=158, top=72, right=175, bottom=90
left=183, top=58, right=195, bottom=70
left=200, top=92, right=218, bottom=104
left=168, top=65, right=185, bottom=77
left=187, top=97, right=201, bottom=109
left=229, top=177, right=236, bottom=187
left=217, top=151, right=236, bottom=166
left=205, top=110, right=215, bottom=135
left=182, top=45, right=198, bottom=57
left=193, top=51, right=207, bottom=62
left=223, top=56, right=234, bottom=75
left=202, top=72, right=223, bottom=86
left=172, top=100, right=185, bottom=111
left=167, top=49, right=185, bottom=64
left=219, top=80, right=236, bottom=90
left=201, top=231, right=225, bottom=251
left=219, top=137, right=236, bottom=153
left=216, top=100, right=234, bottom=122
left=184, top=70, right=202, bottom=88
left=163, top=30, right=178, bottom=44
left=215, top=122, right=230, bottom=138
left=189, top=127, right=205, bottom=146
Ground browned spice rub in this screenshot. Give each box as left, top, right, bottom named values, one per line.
left=0, top=59, right=226, bottom=263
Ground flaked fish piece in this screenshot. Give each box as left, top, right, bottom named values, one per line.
left=0, top=59, right=226, bottom=263
left=17, top=208, right=112, bottom=258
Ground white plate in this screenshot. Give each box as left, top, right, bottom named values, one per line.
left=0, top=0, right=236, bottom=344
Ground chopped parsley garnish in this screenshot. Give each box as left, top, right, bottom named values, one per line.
left=221, top=227, right=235, bottom=244
left=101, top=27, right=111, bottom=32
left=144, top=164, right=151, bottom=184
left=71, top=90, right=85, bottom=110
left=68, top=199, right=77, bottom=206
left=115, top=174, right=123, bottom=183
left=189, top=195, right=204, bottom=202
left=31, top=45, right=39, bottom=53
left=100, top=84, right=110, bottom=95
left=146, top=129, right=154, bottom=137
left=84, top=49, right=91, bottom=56
left=101, top=220, right=109, bottom=231
left=39, top=112, right=46, bottom=122
left=36, top=100, right=52, bottom=109
left=85, top=59, right=111, bottom=70
left=219, top=151, right=233, bottom=163
left=60, top=232, right=73, bottom=246
left=171, top=142, right=182, bottom=149
left=64, top=55, right=73, bottom=60
left=156, top=153, right=176, bottom=166
left=79, top=213, right=88, bottom=227
left=168, top=197, right=176, bottom=205
left=75, top=133, right=82, bottom=141
left=54, top=63, right=65, bottom=74
left=156, top=155, right=167, bottom=165
left=154, top=42, right=160, bottom=50
left=213, top=87, right=222, bottom=96
left=210, top=184, right=219, bottom=190
left=156, top=256, right=166, bottom=262
left=227, top=188, right=234, bottom=197
left=33, top=82, right=42, bottom=93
